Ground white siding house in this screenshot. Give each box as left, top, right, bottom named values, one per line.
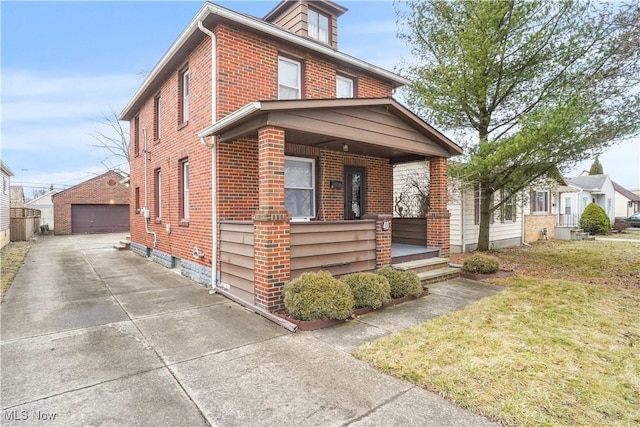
left=612, top=181, right=640, bottom=218
left=564, top=175, right=616, bottom=223
left=394, top=162, right=562, bottom=252
left=25, top=190, right=56, bottom=230
left=1, top=161, right=15, bottom=248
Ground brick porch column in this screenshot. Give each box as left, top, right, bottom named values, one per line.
left=364, top=214, right=393, bottom=267
left=253, top=126, right=290, bottom=311
left=426, top=157, right=451, bottom=256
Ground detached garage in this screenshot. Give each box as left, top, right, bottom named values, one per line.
left=53, top=171, right=130, bottom=235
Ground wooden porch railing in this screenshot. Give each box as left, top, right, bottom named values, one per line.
left=392, top=217, right=427, bottom=246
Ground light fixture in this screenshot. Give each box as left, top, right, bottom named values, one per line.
left=342, top=143, right=349, bottom=152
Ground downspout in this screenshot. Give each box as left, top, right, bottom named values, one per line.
left=197, top=20, right=219, bottom=290
left=142, top=128, right=157, bottom=247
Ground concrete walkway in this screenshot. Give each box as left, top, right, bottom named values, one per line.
left=1, top=234, right=501, bottom=426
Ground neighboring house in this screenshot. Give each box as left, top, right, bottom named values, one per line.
left=119, top=0, right=462, bottom=311
left=612, top=181, right=640, bottom=218
left=53, top=171, right=130, bottom=235
left=25, top=189, right=56, bottom=230
left=393, top=162, right=564, bottom=252
left=563, top=175, right=615, bottom=224
left=1, top=161, right=14, bottom=248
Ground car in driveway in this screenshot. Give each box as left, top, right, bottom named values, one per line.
left=627, top=213, right=640, bottom=228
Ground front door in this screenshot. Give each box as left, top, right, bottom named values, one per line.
left=344, top=167, right=365, bottom=220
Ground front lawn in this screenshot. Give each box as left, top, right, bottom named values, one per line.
left=1, top=241, right=31, bottom=298
left=355, top=241, right=640, bottom=426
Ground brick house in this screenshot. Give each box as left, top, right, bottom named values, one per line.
left=53, top=170, right=130, bottom=235
left=119, top=0, right=462, bottom=311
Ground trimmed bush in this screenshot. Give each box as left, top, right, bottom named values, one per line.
left=579, top=203, right=611, bottom=234
left=462, top=253, right=500, bottom=274
left=341, top=272, right=391, bottom=309
left=375, top=266, right=423, bottom=299
left=283, top=271, right=354, bottom=321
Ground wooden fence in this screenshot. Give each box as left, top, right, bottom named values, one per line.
left=10, top=208, right=41, bottom=241
left=392, top=217, right=427, bottom=246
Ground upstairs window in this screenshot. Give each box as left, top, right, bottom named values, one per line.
left=179, top=68, right=189, bottom=124
left=336, top=75, right=354, bottom=98
left=133, top=115, right=140, bottom=156
left=278, top=56, right=301, bottom=100
left=285, top=156, right=315, bottom=219
left=308, top=8, right=329, bottom=43
left=153, top=94, right=161, bottom=141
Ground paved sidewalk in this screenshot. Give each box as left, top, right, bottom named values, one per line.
left=1, top=234, right=501, bottom=426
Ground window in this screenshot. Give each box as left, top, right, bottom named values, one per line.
left=135, top=187, right=140, bottom=213
left=285, top=156, right=315, bottom=219
left=474, top=184, right=480, bottom=225
left=180, top=160, right=189, bottom=220
left=501, top=191, right=514, bottom=223
left=179, top=68, right=189, bottom=124
left=153, top=94, right=161, bottom=141
left=154, top=169, right=162, bottom=220
left=133, top=115, right=140, bottom=156
left=3, top=177, right=8, bottom=194
left=532, top=191, right=549, bottom=213
left=607, top=198, right=612, bottom=216
left=336, top=75, right=354, bottom=98
left=308, top=8, right=329, bottom=43
left=278, top=56, right=301, bottom=100
left=564, top=197, right=572, bottom=215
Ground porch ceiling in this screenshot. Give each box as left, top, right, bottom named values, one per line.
left=198, top=98, right=463, bottom=163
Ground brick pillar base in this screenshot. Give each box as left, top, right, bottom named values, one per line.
left=426, top=210, right=450, bottom=257
left=364, top=214, right=392, bottom=267
left=254, top=210, right=290, bottom=311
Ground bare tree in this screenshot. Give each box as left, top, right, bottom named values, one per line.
left=89, top=108, right=130, bottom=176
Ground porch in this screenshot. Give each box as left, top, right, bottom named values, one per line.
left=199, top=98, right=462, bottom=311
left=218, top=219, right=440, bottom=305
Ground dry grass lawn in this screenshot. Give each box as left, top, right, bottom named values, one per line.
left=1, top=241, right=32, bottom=297
left=355, top=240, right=640, bottom=426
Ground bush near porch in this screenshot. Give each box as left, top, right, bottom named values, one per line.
left=354, top=240, right=640, bottom=426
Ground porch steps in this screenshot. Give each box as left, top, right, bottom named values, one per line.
left=113, top=235, right=131, bottom=251
left=392, top=257, right=460, bottom=287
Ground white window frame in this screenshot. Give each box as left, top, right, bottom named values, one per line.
left=532, top=190, right=549, bottom=214
left=155, top=169, right=162, bottom=220
left=564, top=197, right=572, bottom=215
left=501, top=191, right=514, bottom=223
left=181, top=69, right=189, bottom=123
left=3, top=177, right=7, bottom=194
left=182, top=161, right=189, bottom=220
left=285, top=156, right=316, bottom=219
left=308, top=8, right=329, bottom=43
left=336, top=75, right=354, bottom=98
left=278, top=56, right=301, bottom=100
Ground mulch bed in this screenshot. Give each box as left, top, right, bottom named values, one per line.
left=274, top=289, right=430, bottom=331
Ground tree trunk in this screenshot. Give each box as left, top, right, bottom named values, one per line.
left=476, top=187, right=494, bottom=251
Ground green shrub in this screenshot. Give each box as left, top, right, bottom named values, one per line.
left=579, top=203, right=611, bottom=234
left=283, top=271, right=354, bottom=320
left=462, top=253, right=500, bottom=274
left=341, top=272, right=391, bottom=309
left=375, top=266, right=423, bottom=299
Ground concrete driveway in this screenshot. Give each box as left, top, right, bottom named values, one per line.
left=1, top=234, right=500, bottom=426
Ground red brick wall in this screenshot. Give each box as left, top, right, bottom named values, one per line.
left=126, top=20, right=396, bottom=272
left=53, top=171, right=130, bottom=235
left=128, top=36, right=213, bottom=266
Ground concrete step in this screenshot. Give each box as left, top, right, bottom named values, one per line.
left=392, top=257, right=450, bottom=273
left=417, top=266, right=460, bottom=286
left=113, top=243, right=128, bottom=251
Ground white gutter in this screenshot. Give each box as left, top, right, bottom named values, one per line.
left=197, top=20, right=220, bottom=291
left=198, top=102, right=261, bottom=138
left=142, top=129, right=157, bottom=247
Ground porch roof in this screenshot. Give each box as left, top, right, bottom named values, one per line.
left=197, top=98, right=463, bottom=162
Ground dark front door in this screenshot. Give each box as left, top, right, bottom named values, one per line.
left=344, top=167, right=365, bottom=220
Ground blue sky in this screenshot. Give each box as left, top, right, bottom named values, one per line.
left=2, top=1, right=639, bottom=198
